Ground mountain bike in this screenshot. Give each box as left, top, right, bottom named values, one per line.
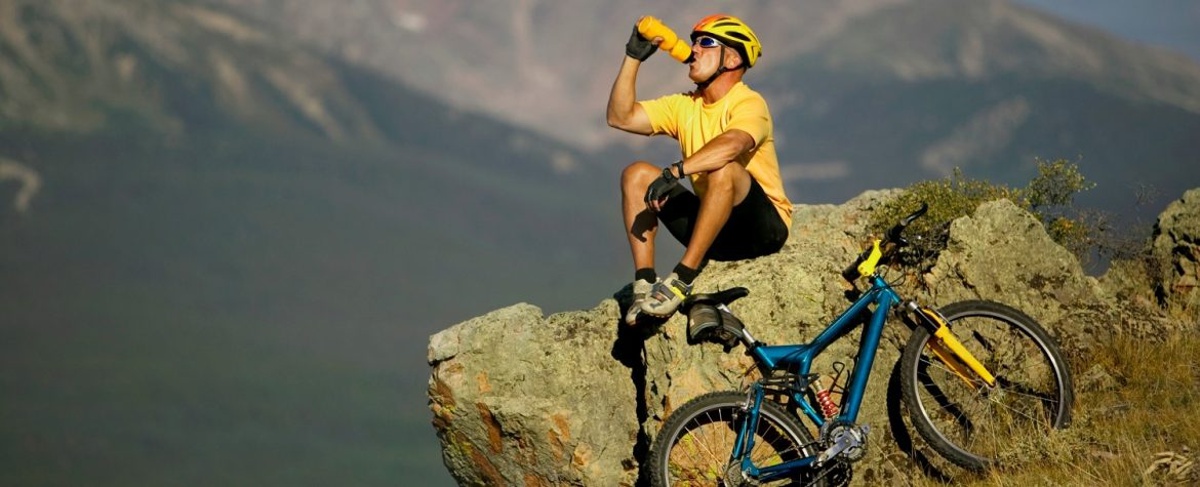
left=645, top=204, right=1075, bottom=486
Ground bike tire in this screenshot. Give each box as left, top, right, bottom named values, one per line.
left=646, top=391, right=825, bottom=487
left=899, top=300, right=1074, bottom=471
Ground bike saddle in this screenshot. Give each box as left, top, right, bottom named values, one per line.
left=682, top=287, right=751, bottom=352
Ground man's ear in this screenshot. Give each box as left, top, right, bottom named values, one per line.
left=724, top=49, right=745, bottom=70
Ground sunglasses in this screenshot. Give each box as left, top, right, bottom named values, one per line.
left=693, top=36, right=724, bottom=49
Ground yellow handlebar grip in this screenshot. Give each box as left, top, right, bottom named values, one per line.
left=856, top=240, right=883, bottom=277
left=637, top=16, right=693, bottom=63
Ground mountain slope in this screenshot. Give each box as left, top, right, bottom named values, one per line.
left=1014, top=0, right=1200, bottom=61
left=0, top=0, right=623, bottom=316
left=756, top=0, right=1200, bottom=217
left=782, top=0, right=1200, bottom=111
left=0, top=1, right=628, bottom=485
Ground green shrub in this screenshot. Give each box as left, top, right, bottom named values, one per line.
left=868, top=158, right=1099, bottom=269
left=1026, top=158, right=1094, bottom=209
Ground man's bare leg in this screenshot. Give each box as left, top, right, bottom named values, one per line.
left=678, top=162, right=752, bottom=269
left=639, top=162, right=752, bottom=318
left=620, top=161, right=666, bottom=324
left=621, top=161, right=663, bottom=272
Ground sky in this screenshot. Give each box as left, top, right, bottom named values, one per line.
left=1014, top=0, right=1200, bottom=61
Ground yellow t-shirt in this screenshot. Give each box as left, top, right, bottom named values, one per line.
left=639, top=82, right=793, bottom=226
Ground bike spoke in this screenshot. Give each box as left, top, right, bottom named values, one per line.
left=995, top=378, right=1060, bottom=404
left=692, top=410, right=728, bottom=464
left=672, top=410, right=729, bottom=482
left=980, top=394, right=1042, bottom=424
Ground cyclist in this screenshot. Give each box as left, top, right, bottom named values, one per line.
left=607, top=14, right=792, bottom=324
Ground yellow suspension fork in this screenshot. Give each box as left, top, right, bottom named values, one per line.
left=911, top=304, right=996, bottom=388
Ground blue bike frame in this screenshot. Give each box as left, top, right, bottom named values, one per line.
left=733, top=274, right=902, bottom=481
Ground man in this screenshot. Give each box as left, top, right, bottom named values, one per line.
left=607, top=14, right=793, bottom=324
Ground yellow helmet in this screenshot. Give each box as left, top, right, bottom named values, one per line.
left=690, top=14, right=762, bottom=68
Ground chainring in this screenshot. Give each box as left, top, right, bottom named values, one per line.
left=820, top=421, right=869, bottom=463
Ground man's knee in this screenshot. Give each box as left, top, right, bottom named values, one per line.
left=703, top=163, right=751, bottom=198
left=621, top=160, right=660, bottom=188
left=709, top=162, right=747, bottom=182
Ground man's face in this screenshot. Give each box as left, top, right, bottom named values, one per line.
left=687, top=35, right=737, bottom=83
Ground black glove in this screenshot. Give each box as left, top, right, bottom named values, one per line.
left=626, top=26, right=656, bottom=61
left=644, top=162, right=684, bottom=211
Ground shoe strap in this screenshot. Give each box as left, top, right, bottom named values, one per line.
left=666, top=282, right=688, bottom=300
left=657, top=278, right=690, bottom=300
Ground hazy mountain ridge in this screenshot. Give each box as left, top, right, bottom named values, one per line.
left=798, top=0, right=1200, bottom=112
left=200, top=0, right=916, bottom=147
left=199, top=0, right=1200, bottom=149
left=0, top=0, right=609, bottom=181
left=197, top=0, right=1200, bottom=219
left=1, top=0, right=339, bottom=136
left=0, top=0, right=619, bottom=239
left=749, top=0, right=1200, bottom=212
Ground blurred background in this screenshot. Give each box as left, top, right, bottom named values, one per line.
left=1, top=0, right=1197, bottom=485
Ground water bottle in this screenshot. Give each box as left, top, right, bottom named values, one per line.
left=636, top=16, right=692, bottom=63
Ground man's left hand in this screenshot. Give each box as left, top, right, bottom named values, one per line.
left=644, top=165, right=681, bottom=212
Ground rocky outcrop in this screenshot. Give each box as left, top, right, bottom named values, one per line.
left=427, top=189, right=1199, bottom=486
left=1151, top=188, right=1200, bottom=323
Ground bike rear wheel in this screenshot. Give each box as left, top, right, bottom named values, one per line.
left=900, top=300, right=1074, bottom=470
left=646, top=391, right=824, bottom=487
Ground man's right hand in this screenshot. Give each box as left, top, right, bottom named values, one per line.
left=626, top=26, right=657, bottom=61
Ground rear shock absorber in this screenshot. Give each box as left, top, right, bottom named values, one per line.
left=815, top=362, right=848, bottom=419
left=814, top=376, right=839, bottom=419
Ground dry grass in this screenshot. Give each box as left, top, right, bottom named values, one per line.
left=906, top=333, right=1200, bottom=487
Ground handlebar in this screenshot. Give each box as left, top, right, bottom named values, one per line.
left=842, top=202, right=928, bottom=282
left=887, top=202, right=929, bottom=246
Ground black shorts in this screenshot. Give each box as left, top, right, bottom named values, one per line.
left=656, top=177, right=789, bottom=262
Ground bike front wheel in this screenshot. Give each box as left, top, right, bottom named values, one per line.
left=646, top=391, right=824, bottom=487
left=900, top=300, right=1074, bottom=470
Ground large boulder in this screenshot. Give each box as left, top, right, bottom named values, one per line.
left=427, top=190, right=1197, bottom=485
left=427, top=303, right=636, bottom=485
left=923, top=199, right=1115, bottom=352
left=1151, top=188, right=1200, bottom=323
